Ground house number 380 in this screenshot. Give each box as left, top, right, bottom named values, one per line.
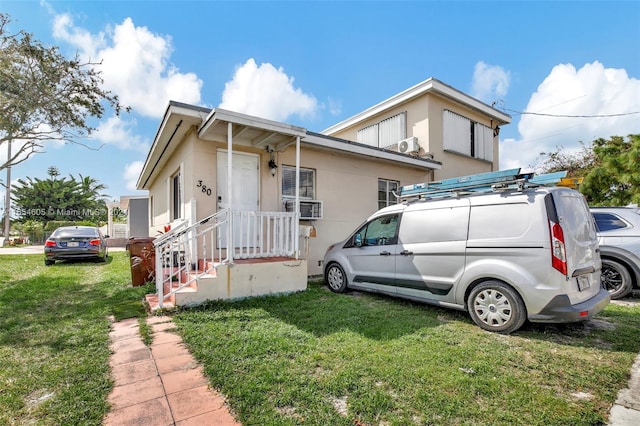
left=197, top=180, right=212, bottom=196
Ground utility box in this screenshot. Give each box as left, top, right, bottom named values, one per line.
left=126, top=237, right=156, bottom=287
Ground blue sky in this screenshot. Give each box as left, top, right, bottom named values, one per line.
left=1, top=0, right=639, bottom=206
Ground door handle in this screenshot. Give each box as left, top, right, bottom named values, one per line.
left=379, top=251, right=391, bottom=256
left=400, top=250, right=413, bottom=256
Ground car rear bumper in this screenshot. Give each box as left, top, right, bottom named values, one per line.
left=529, top=287, right=611, bottom=323
left=45, top=248, right=105, bottom=260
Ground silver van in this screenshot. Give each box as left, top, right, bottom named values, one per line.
left=323, top=183, right=610, bottom=333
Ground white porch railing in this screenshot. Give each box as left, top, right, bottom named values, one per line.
left=153, top=209, right=298, bottom=308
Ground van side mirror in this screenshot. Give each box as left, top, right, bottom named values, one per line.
left=354, top=233, right=363, bottom=247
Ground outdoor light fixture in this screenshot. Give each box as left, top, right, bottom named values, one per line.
left=268, top=152, right=278, bottom=177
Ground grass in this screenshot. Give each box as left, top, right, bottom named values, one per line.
left=174, top=283, right=640, bottom=426
left=1, top=252, right=639, bottom=425
left=0, top=252, right=151, bottom=425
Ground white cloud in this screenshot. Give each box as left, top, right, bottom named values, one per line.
left=94, top=116, right=150, bottom=152
left=500, top=61, right=640, bottom=171
left=471, top=61, right=511, bottom=104
left=52, top=14, right=203, bottom=118
left=219, top=58, right=318, bottom=122
left=123, top=161, right=144, bottom=191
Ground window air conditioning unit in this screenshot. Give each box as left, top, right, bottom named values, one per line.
left=284, top=199, right=323, bottom=220
left=398, top=137, right=419, bottom=153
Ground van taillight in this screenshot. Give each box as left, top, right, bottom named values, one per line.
left=550, top=221, right=567, bottom=275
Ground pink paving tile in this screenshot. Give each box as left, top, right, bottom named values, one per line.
left=152, top=331, right=183, bottom=345
left=110, top=336, right=147, bottom=353
left=147, top=315, right=174, bottom=325
left=109, top=323, right=140, bottom=342
left=167, top=384, right=226, bottom=422
left=109, top=347, right=151, bottom=367
left=103, top=397, right=174, bottom=426
left=176, top=408, right=241, bottom=426
left=112, top=359, right=158, bottom=386
left=151, top=321, right=177, bottom=333
left=108, top=376, right=165, bottom=410
left=155, top=354, right=199, bottom=375
left=161, top=366, right=209, bottom=395
left=151, top=342, right=191, bottom=360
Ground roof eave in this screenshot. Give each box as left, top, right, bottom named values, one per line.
left=322, top=77, right=511, bottom=135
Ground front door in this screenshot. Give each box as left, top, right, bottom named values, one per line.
left=217, top=150, right=259, bottom=248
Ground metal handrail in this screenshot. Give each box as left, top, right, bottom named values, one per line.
left=153, top=209, right=298, bottom=309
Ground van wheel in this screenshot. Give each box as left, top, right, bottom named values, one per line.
left=601, top=259, right=633, bottom=300
left=468, top=281, right=526, bottom=334
left=325, top=263, right=348, bottom=293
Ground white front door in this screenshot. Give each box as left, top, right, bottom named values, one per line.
left=217, top=150, right=260, bottom=248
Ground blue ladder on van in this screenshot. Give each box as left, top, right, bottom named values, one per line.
left=398, top=168, right=569, bottom=200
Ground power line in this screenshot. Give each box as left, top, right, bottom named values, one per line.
left=503, top=108, right=640, bottom=118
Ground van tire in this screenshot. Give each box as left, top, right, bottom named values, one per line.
left=325, top=263, right=348, bottom=293
left=601, top=258, right=633, bottom=300
left=468, top=281, right=526, bottom=334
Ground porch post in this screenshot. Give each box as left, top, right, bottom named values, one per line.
left=295, top=135, right=300, bottom=259
left=227, top=122, right=233, bottom=264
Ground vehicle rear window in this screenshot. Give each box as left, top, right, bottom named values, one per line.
left=53, top=228, right=99, bottom=238
left=553, top=192, right=596, bottom=241
left=593, top=212, right=629, bottom=232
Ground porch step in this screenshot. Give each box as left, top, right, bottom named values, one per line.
left=145, top=293, right=175, bottom=312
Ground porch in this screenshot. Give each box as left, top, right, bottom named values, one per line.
left=145, top=208, right=308, bottom=311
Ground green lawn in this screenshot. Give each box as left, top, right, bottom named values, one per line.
left=0, top=252, right=150, bottom=425
left=174, top=285, right=640, bottom=426
left=1, top=252, right=639, bottom=425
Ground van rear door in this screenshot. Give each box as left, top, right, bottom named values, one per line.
left=549, top=189, right=602, bottom=302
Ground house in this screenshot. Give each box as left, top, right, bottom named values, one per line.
left=104, top=195, right=149, bottom=247
left=137, top=77, right=511, bottom=309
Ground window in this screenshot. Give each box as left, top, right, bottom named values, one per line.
left=443, top=110, right=493, bottom=161
left=349, top=214, right=399, bottom=247
left=356, top=112, right=407, bottom=148
left=378, top=179, right=399, bottom=209
left=282, top=166, right=315, bottom=200
left=593, top=212, right=629, bottom=232
left=171, top=171, right=182, bottom=220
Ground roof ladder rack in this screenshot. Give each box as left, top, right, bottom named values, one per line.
left=398, top=168, right=570, bottom=201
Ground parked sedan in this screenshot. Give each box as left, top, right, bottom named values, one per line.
left=591, top=207, right=640, bottom=299
left=44, top=226, right=108, bottom=265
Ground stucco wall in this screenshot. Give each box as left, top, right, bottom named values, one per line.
left=147, top=131, right=432, bottom=277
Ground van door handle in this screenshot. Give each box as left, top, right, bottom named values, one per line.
left=379, top=251, right=391, bottom=256
left=400, top=250, right=413, bottom=256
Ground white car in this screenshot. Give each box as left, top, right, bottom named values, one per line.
left=591, top=207, right=640, bottom=299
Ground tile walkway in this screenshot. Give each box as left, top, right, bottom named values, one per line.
left=104, top=316, right=241, bottom=426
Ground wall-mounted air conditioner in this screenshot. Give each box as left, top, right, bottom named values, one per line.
left=284, top=199, right=323, bottom=220
left=398, top=137, right=419, bottom=153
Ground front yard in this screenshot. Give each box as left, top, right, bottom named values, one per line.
left=1, top=251, right=639, bottom=425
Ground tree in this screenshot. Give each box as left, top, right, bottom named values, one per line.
left=11, top=171, right=109, bottom=223
left=0, top=13, right=128, bottom=171
left=536, top=134, right=640, bottom=206
left=535, top=142, right=595, bottom=177
left=581, top=134, right=640, bottom=206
